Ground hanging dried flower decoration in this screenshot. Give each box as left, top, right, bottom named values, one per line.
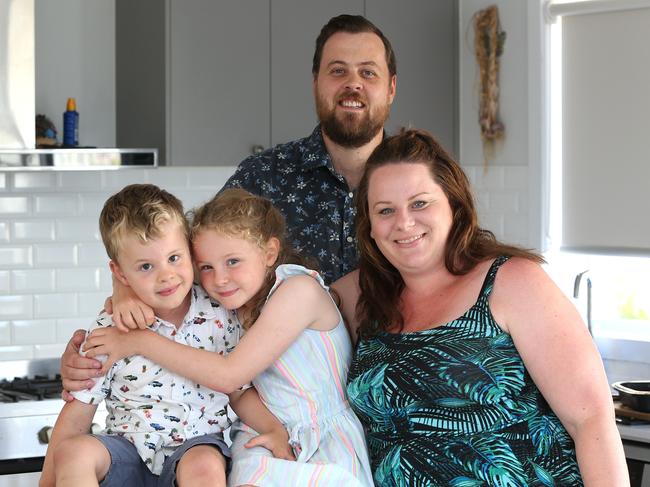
left=473, top=5, right=506, bottom=168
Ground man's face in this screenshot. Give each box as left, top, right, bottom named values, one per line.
left=314, top=32, right=396, bottom=148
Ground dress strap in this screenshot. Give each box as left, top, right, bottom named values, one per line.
left=476, top=255, right=510, bottom=303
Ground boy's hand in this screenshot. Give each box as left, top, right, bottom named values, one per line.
left=107, top=276, right=156, bottom=331
left=60, top=329, right=103, bottom=393
left=244, top=426, right=295, bottom=461
left=83, top=327, right=145, bottom=374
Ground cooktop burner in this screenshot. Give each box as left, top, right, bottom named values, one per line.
left=0, top=375, right=63, bottom=402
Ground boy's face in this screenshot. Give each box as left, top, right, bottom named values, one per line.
left=110, top=220, right=193, bottom=324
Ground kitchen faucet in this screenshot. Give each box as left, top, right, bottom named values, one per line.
left=573, top=270, right=593, bottom=336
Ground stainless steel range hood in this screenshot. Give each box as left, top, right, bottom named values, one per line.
left=0, top=0, right=157, bottom=169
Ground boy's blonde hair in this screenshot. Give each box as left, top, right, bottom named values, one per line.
left=190, top=188, right=312, bottom=327
left=99, top=184, right=188, bottom=261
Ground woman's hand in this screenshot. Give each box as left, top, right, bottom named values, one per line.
left=60, top=329, right=104, bottom=394
left=83, top=327, right=147, bottom=374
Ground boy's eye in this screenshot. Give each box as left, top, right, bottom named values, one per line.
left=140, top=263, right=153, bottom=271
left=169, top=254, right=180, bottom=263
left=226, top=258, right=240, bottom=266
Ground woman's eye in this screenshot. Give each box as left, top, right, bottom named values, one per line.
left=412, top=200, right=427, bottom=209
left=378, top=208, right=393, bottom=216
left=140, top=263, right=152, bottom=271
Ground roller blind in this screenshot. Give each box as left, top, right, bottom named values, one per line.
left=558, top=4, right=650, bottom=253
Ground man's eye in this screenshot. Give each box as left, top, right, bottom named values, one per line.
left=362, top=70, right=376, bottom=78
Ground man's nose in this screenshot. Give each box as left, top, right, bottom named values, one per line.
left=345, top=72, right=363, bottom=91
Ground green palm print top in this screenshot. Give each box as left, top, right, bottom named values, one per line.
left=347, top=256, right=583, bottom=486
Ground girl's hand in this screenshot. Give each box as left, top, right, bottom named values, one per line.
left=244, top=426, right=295, bottom=461
left=83, top=327, right=146, bottom=374
left=108, top=275, right=155, bottom=332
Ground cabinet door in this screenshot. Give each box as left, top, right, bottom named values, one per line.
left=366, top=0, right=457, bottom=154
left=168, top=1, right=270, bottom=166
left=270, top=0, right=364, bottom=146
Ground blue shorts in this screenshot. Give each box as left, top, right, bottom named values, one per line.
left=94, top=434, right=231, bottom=487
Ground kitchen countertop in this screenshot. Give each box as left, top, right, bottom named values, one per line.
left=618, top=423, right=650, bottom=444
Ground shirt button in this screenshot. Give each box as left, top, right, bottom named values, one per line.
left=346, top=236, right=354, bottom=243
left=348, top=192, right=354, bottom=198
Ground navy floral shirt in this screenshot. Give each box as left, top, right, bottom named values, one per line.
left=224, top=125, right=358, bottom=283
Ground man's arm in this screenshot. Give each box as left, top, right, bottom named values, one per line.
left=228, top=388, right=294, bottom=460
left=60, top=330, right=103, bottom=394
left=40, top=400, right=98, bottom=487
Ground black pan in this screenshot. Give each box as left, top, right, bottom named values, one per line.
left=612, top=381, right=650, bottom=413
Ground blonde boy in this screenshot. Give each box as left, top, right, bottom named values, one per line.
left=40, top=184, right=290, bottom=487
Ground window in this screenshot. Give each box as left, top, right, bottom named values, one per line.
left=545, top=0, right=650, bottom=347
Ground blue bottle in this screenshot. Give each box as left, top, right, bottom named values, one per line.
left=63, top=98, right=79, bottom=146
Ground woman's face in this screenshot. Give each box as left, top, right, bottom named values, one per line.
left=367, top=162, right=453, bottom=276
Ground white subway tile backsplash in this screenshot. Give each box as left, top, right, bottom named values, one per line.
left=474, top=166, right=505, bottom=190
left=12, top=319, right=57, bottom=345
left=11, top=269, right=56, bottom=293
left=186, top=166, right=237, bottom=189
left=489, top=192, right=519, bottom=213
left=0, top=173, right=6, bottom=190
left=77, top=242, right=109, bottom=266
left=12, top=220, right=56, bottom=242
left=34, top=194, right=79, bottom=215
left=0, top=346, right=34, bottom=360
left=58, top=171, right=103, bottom=190
left=33, top=343, right=67, bottom=359
left=0, top=271, right=9, bottom=293
left=57, top=317, right=95, bottom=341
left=0, top=246, right=32, bottom=269
left=145, top=168, right=190, bottom=189
left=78, top=193, right=110, bottom=217
left=34, top=244, right=77, bottom=266
left=0, top=196, right=29, bottom=214
left=103, top=170, right=146, bottom=189
left=55, top=218, right=101, bottom=242
left=0, top=221, right=8, bottom=242
left=33, top=293, right=77, bottom=319
left=78, top=292, right=110, bottom=317
left=56, top=268, right=100, bottom=291
left=0, top=321, right=10, bottom=345
left=98, top=267, right=113, bottom=291
left=13, top=172, right=57, bottom=190
left=504, top=166, right=528, bottom=189
left=0, top=295, right=33, bottom=319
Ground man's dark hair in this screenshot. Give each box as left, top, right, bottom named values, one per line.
left=312, top=14, right=397, bottom=78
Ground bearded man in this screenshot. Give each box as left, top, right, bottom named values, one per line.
left=223, top=14, right=397, bottom=284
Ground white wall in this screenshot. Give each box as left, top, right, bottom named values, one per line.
left=457, top=0, right=543, bottom=250
left=35, top=0, right=116, bottom=148
left=0, top=167, right=236, bottom=361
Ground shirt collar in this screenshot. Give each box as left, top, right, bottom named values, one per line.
left=150, top=284, right=227, bottom=331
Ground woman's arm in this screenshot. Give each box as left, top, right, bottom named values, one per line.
left=85, top=275, right=337, bottom=393
left=491, top=258, right=628, bottom=486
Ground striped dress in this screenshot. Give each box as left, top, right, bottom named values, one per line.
left=228, top=265, right=374, bottom=487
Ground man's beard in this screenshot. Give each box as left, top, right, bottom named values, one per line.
left=316, top=93, right=390, bottom=149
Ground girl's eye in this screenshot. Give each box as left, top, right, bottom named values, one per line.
left=199, top=264, right=212, bottom=272
left=169, top=254, right=180, bottom=263
left=140, top=263, right=152, bottom=271
left=378, top=207, right=393, bottom=216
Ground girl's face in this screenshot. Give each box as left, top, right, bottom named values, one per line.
left=192, top=229, right=279, bottom=313
left=367, top=162, right=453, bottom=277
